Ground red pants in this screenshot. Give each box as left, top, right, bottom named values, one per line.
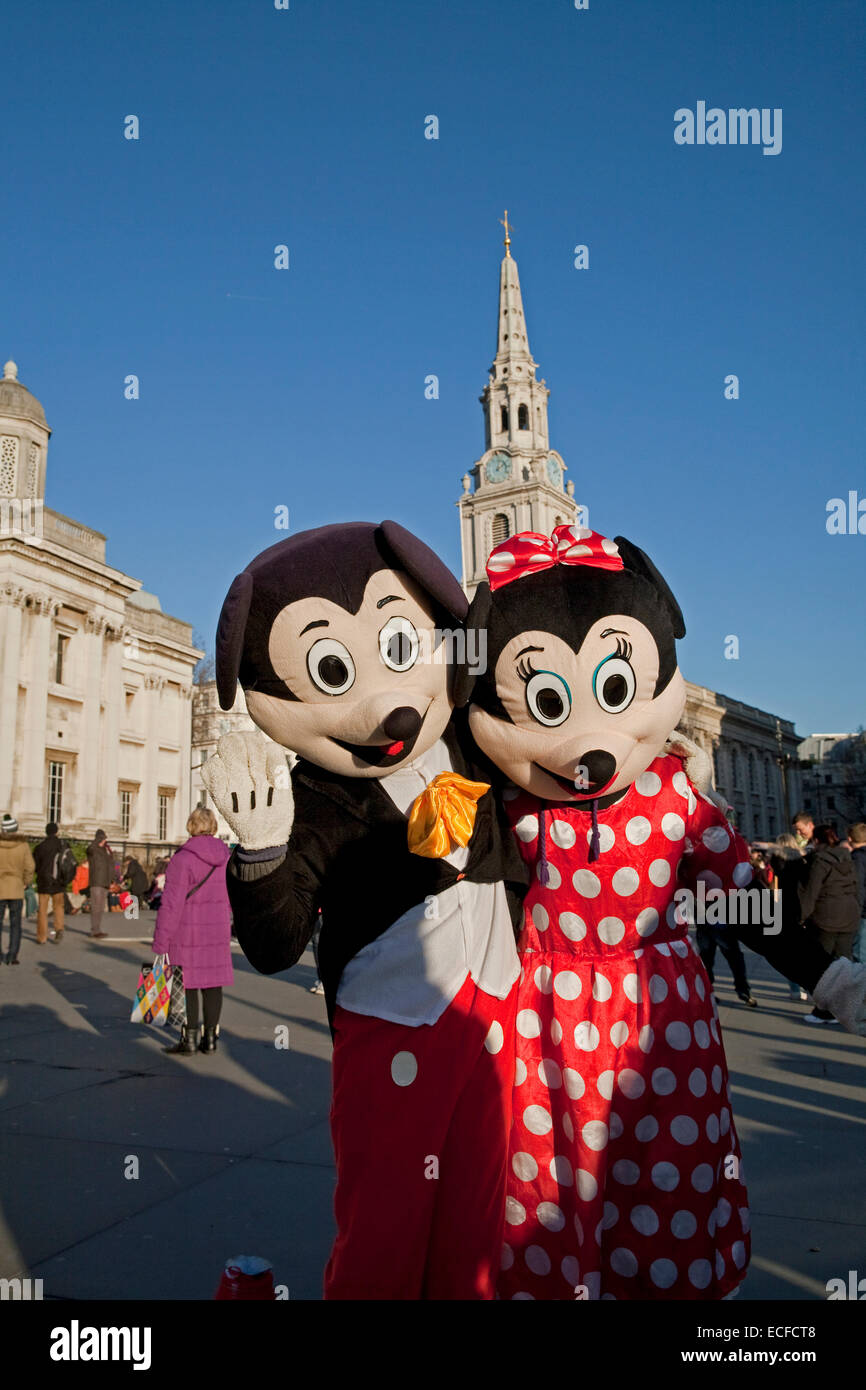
left=324, top=974, right=518, bottom=1300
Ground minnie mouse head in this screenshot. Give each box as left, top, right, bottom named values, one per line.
left=458, top=526, right=687, bottom=803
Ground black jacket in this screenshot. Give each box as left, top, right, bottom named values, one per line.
left=227, top=713, right=528, bottom=1030
left=851, top=845, right=866, bottom=917
left=33, top=835, right=66, bottom=894
left=799, top=845, right=861, bottom=936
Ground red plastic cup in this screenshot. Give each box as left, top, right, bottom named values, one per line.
left=214, top=1255, right=275, bottom=1300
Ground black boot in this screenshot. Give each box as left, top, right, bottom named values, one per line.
left=164, top=1023, right=200, bottom=1055
left=200, top=1026, right=218, bottom=1054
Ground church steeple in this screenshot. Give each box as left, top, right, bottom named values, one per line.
left=458, top=217, right=578, bottom=597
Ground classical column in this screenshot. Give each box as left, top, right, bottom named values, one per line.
left=103, top=626, right=124, bottom=831
left=79, top=613, right=107, bottom=824
left=0, top=585, right=26, bottom=809
left=20, top=595, right=58, bottom=821
left=141, top=673, right=165, bottom=840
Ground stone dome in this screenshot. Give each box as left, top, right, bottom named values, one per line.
left=0, top=360, right=48, bottom=428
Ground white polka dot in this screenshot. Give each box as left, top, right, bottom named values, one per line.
left=649, top=867, right=675, bottom=905
left=716, top=1197, right=731, bottom=1228
left=484, top=1021, right=504, bottom=1054
left=517, top=1009, right=542, bottom=1038
left=612, top=867, right=640, bottom=897
left=671, top=1115, right=700, bottom=1145
left=537, top=1202, right=566, bottom=1232
left=671, top=939, right=689, bottom=958
left=512, top=1151, right=538, bottom=1181
left=732, top=861, right=752, bottom=887
left=563, top=1067, right=585, bottom=1099
left=550, top=1155, right=573, bottom=1185
left=665, top=1021, right=692, bottom=1051
left=732, top=1240, right=746, bottom=1269
left=601, top=538, right=620, bottom=556
left=697, top=868, right=723, bottom=890
left=691, top=1163, right=714, bottom=1193
left=739, top=1207, right=751, bottom=1234
left=711, top=1065, right=723, bottom=1093
left=523, top=1104, right=553, bottom=1136
left=581, top=1120, right=609, bottom=1151
left=573, top=869, right=601, bottom=898
left=715, top=1250, right=726, bottom=1280
left=630, top=1204, right=659, bottom=1235
left=720, top=1107, right=731, bottom=1136
left=652, top=1161, right=680, bottom=1191
left=702, top=825, right=730, bottom=854
left=689, top=1259, right=712, bottom=1289
left=537, top=861, right=561, bottom=889
left=635, top=1115, right=659, bottom=1142
left=602, top=1201, right=619, bottom=1230
left=549, top=819, right=576, bottom=849
left=661, top=813, right=685, bottom=841
left=610, top=1020, right=629, bottom=1047
left=706, top=1114, right=720, bottom=1144
left=610, top=1247, right=638, bottom=1277
left=625, top=816, right=652, bottom=845
left=612, top=1159, right=640, bottom=1186
left=501, top=1242, right=514, bottom=1270
left=511, top=1291, right=534, bottom=1300
left=676, top=975, right=690, bottom=1001
left=617, top=1068, right=646, bottom=1099
left=562, top=1113, right=574, bottom=1142
left=538, top=1058, right=562, bottom=1088
left=515, top=814, right=539, bottom=842
left=533, top=964, right=554, bottom=994
left=575, top=1021, right=600, bottom=1051
left=390, top=1051, right=417, bottom=1086
left=515, top=1058, right=527, bottom=1085
left=576, top=1169, right=598, bottom=1201
left=554, top=970, right=582, bottom=1000
left=561, top=1255, right=581, bottom=1286
left=559, top=911, right=587, bottom=941
left=672, top=770, right=690, bottom=798
left=638, top=1025, right=655, bottom=1053
left=671, top=1209, right=697, bottom=1239
left=526, top=1244, right=551, bottom=1275
left=592, top=972, right=612, bottom=1002
left=710, top=1018, right=720, bottom=1044
left=635, top=770, right=662, bottom=796
left=688, top=1068, right=707, bottom=1097
left=652, top=1067, right=677, bottom=1095
left=609, top=1112, right=624, bottom=1140
left=505, top=1196, right=526, bottom=1225
left=586, top=823, right=616, bottom=853
left=531, top=902, right=549, bottom=932
left=635, top=907, right=659, bottom=937
left=694, top=1020, right=711, bottom=1049
left=620, top=974, right=640, bottom=1005
left=598, top=916, right=625, bottom=945
left=550, top=1018, right=563, bottom=1045
left=654, top=942, right=672, bottom=957
left=649, top=974, right=668, bottom=1003
left=651, top=1258, right=678, bottom=1289
left=596, top=1069, right=614, bottom=1099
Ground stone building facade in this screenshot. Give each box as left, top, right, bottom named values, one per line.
left=0, top=359, right=201, bottom=845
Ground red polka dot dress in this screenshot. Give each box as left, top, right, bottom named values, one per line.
left=497, top=755, right=752, bottom=1301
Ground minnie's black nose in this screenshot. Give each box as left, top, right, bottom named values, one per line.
left=576, top=749, right=617, bottom=792
left=382, top=707, right=423, bottom=742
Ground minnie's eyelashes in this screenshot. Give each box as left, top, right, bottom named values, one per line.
left=615, top=637, right=633, bottom=661
left=516, top=656, right=539, bottom=684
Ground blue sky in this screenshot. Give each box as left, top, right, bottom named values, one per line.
left=3, top=0, right=863, bottom=734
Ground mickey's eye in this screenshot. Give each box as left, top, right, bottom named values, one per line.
left=379, top=616, right=420, bottom=672
left=593, top=654, right=636, bottom=714
left=524, top=671, right=572, bottom=727
left=307, top=637, right=356, bottom=695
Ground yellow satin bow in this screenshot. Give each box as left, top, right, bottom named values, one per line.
left=407, top=771, right=490, bottom=859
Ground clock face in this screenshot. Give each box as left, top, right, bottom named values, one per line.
left=485, top=452, right=512, bottom=484
left=546, top=454, right=562, bottom=487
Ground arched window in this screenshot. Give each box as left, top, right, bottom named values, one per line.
left=518, top=403, right=529, bottom=430
left=500, top=407, right=509, bottom=432
left=491, top=513, right=510, bottom=547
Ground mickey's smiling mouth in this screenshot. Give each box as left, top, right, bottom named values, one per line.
left=332, top=723, right=424, bottom=768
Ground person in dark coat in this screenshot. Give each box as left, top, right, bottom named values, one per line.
left=33, top=821, right=67, bottom=944
left=0, top=813, right=35, bottom=963
left=151, top=808, right=232, bottom=1055
left=799, top=824, right=861, bottom=1024
left=769, top=833, right=810, bottom=1000
left=86, top=830, right=114, bottom=939
left=848, top=823, right=866, bottom=964
left=123, top=856, right=149, bottom=907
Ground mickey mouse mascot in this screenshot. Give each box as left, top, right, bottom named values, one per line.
left=201, top=521, right=526, bottom=1300
left=459, top=523, right=866, bottom=1301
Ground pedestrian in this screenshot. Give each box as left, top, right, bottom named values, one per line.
left=799, top=824, right=861, bottom=1025
left=696, top=917, right=759, bottom=1007
left=792, top=810, right=815, bottom=850
left=847, top=822, right=866, bottom=965
left=0, top=813, right=35, bottom=964
left=151, top=807, right=232, bottom=1056
left=769, top=832, right=810, bottom=1001
left=146, top=858, right=167, bottom=910
left=32, top=821, right=74, bottom=945
left=86, top=829, right=114, bottom=939
left=123, top=855, right=149, bottom=908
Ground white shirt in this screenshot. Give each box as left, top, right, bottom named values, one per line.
left=335, top=739, right=520, bottom=1027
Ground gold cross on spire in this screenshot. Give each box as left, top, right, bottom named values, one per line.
left=500, top=209, right=513, bottom=257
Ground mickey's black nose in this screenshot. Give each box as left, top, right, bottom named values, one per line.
left=576, top=749, right=617, bottom=792
left=382, top=707, right=423, bottom=742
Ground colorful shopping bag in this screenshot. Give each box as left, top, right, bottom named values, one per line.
left=130, top=954, right=172, bottom=1026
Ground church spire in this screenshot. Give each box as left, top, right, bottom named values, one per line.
left=492, top=214, right=537, bottom=381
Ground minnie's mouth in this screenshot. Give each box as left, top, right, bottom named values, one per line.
left=533, top=764, right=617, bottom=799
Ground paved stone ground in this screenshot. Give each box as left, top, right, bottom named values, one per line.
left=0, top=909, right=863, bottom=1301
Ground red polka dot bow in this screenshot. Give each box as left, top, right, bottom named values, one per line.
left=486, top=525, right=624, bottom=592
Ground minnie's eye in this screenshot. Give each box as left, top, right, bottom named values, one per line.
left=307, top=638, right=356, bottom=695
left=593, top=655, right=636, bottom=714
left=379, top=616, right=420, bottom=672
left=525, top=671, right=572, bottom=727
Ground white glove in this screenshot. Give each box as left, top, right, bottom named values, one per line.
left=665, top=729, right=728, bottom=813
left=200, top=731, right=294, bottom=851
left=812, top=958, right=866, bottom=1037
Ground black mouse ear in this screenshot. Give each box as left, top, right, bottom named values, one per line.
left=215, top=570, right=253, bottom=710
left=453, top=582, right=492, bottom=708
left=614, top=536, right=686, bottom=639
left=377, top=520, right=469, bottom=622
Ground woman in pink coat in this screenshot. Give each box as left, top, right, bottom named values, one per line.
left=152, top=807, right=233, bottom=1056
